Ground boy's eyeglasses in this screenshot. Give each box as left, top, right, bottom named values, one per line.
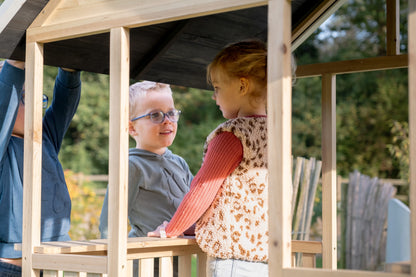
left=131, top=109, right=181, bottom=124
left=21, top=91, right=49, bottom=109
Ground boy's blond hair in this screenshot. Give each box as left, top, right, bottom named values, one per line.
left=129, top=81, right=172, bottom=120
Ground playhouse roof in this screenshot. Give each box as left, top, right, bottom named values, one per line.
left=0, top=0, right=344, bottom=89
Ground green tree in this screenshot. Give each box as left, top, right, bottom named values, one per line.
left=59, top=72, right=110, bottom=174
left=293, top=0, right=409, bottom=178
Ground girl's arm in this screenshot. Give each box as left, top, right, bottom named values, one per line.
left=163, top=131, right=243, bottom=237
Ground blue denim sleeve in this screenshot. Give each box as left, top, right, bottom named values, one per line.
left=43, top=68, right=81, bottom=152
left=0, top=62, right=25, bottom=161
left=99, top=188, right=109, bottom=239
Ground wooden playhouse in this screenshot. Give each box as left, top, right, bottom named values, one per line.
left=0, top=0, right=414, bottom=276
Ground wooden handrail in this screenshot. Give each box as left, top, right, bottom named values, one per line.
left=16, top=238, right=322, bottom=274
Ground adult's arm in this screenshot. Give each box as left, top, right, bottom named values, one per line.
left=43, top=68, right=81, bottom=151
left=0, top=60, right=25, bottom=160
left=99, top=189, right=109, bottom=239
left=164, top=131, right=243, bottom=237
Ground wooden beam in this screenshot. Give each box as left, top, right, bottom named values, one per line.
left=386, top=0, right=400, bottom=55
left=29, top=0, right=63, bottom=29
left=0, top=0, right=26, bottom=33
left=408, top=1, right=416, bottom=276
left=268, top=0, right=292, bottom=275
left=108, top=27, right=130, bottom=277
left=296, top=55, right=408, bottom=78
left=283, top=268, right=407, bottom=277
left=291, top=0, right=347, bottom=51
left=32, top=254, right=107, bottom=273
left=321, top=74, right=337, bottom=269
left=26, top=0, right=266, bottom=43
left=22, top=41, right=44, bottom=277
left=291, top=241, right=322, bottom=254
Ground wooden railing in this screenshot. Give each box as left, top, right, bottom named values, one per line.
left=16, top=238, right=322, bottom=276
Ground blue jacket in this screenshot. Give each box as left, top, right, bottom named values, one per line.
left=0, top=61, right=81, bottom=258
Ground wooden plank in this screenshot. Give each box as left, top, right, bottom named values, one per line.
left=139, top=258, right=154, bottom=277
left=108, top=26, right=130, bottom=277
left=282, top=268, right=407, bottom=277
left=178, top=255, right=192, bottom=277
left=301, top=254, right=316, bottom=268
left=32, top=254, right=107, bottom=273
left=291, top=157, right=304, bottom=219
left=321, top=73, right=337, bottom=269
left=291, top=241, right=322, bottom=254
left=22, top=41, right=44, bottom=277
left=291, top=0, right=347, bottom=51
left=26, top=0, right=266, bottom=43
left=268, top=0, right=292, bottom=274
left=43, top=270, right=63, bottom=277
left=408, top=1, right=416, bottom=276
left=29, top=237, right=199, bottom=254
left=29, top=0, right=63, bottom=28
left=127, top=245, right=203, bottom=260
left=293, top=159, right=312, bottom=240
left=0, top=0, right=26, bottom=33
left=304, top=159, right=322, bottom=241
left=127, top=260, right=133, bottom=277
left=385, top=261, right=411, bottom=274
left=159, top=257, right=173, bottom=277
left=296, top=55, right=408, bottom=78
left=386, top=0, right=400, bottom=55
left=197, top=253, right=207, bottom=277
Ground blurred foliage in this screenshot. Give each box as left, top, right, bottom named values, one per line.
left=293, top=0, right=408, bottom=179
left=387, top=121, right=409, bottom=200
left=65, top=170, right=104, bottom=240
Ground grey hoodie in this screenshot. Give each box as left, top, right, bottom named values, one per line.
left=99, top=148, right=193, bottom=238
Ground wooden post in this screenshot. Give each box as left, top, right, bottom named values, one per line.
left=321, top=73, right=337, bottom=269
left=108, top=27, right=130, bottom=277
left=267, top=0, right=292, bottom=275
left=408, top=1, right=416, bottom=276
left=386, top=0, right=400, bottom=55
left=22, top=41, right=44, bottom=277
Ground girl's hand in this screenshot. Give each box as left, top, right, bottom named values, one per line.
left=148, top=221, right=170, bottom=238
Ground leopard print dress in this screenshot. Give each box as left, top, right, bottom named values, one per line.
left=195, top=117, right=269, bottom=262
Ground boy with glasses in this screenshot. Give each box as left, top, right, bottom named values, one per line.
left=0, top=59, right=81, bottom=276
left=99, top=81, right=193, bottom=276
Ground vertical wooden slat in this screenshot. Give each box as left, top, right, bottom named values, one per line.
left=139, top=258, right=154, bottom=277
left=159, top=257, right=173, bottom=277
left=408, top=1, right=416, bottom=277
left=268, top=0, right=292, bottom=275
left=301, top=254, right=316, bottom=268
left=291, top=157, right=303, bottom=219
left=386, top=0, right=400, bottom=55
left=321, top=73, right=337, bottom=269
left=127, top=260, right=133, bottom=277
left=108, top=27, right=130, bottom=277
left=43, top=270, right=62, bottom=277
left=178, top=255, right=192, bottom=277
left=22, top=41, right=44, bottom=277
left=197, top=253, right=207, bottom=277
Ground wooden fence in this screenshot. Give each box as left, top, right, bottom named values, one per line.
left=339, top=171, right=397, bottom=271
